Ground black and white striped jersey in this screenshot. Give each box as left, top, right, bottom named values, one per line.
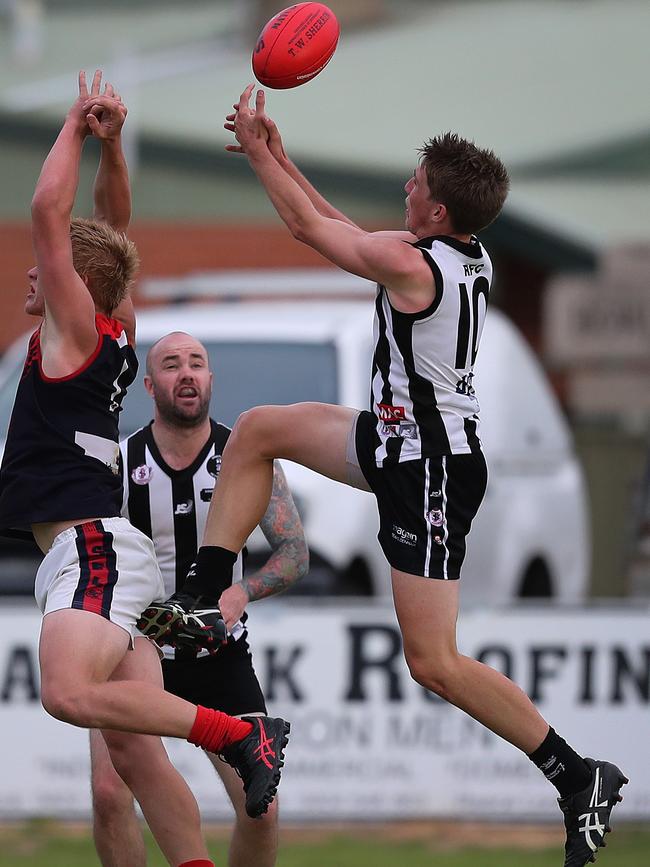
left=119, top=419, right=244, bottom=598
left=370, top=234, right=492, bottom=466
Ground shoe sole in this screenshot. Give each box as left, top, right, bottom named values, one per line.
left=247, top=720, right=291, bottom=819
left=138, top=603, right=185, bottom=642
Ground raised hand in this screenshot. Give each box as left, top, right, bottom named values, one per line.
left=82, top=77, right=128, bottom=142
left=65, top=69, right=102, bottom=135
left=225, top=101, right=286, bottom=162
left=226, top=84, right=270, bottom=155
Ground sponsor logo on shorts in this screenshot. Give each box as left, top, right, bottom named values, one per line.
left=391, top=525, right=417, bottom=546
left=131, top=464, right=153, bottom=485
left=426, top=509, right=443, bottom=527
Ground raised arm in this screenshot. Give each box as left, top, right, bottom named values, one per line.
left=84, top=78, right=135, bottom=342
left=217, top=462, right=309, bottom=632
left=226, top=104, right=359, bottom=227
left=31, top=71, right=98, bottom=351
left=230, top=86, right=433, bottom=311
left=87, top=81, right=131, bottom=232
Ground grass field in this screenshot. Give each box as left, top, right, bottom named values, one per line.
left=1, top=821, right=649, bottom=866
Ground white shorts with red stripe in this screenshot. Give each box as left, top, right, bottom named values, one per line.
left=34, top=517, right=165, bottom=641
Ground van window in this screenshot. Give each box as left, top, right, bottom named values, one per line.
left=121, top=340, right=339, bottom=435
left=0, top=339, right=339, bottom=439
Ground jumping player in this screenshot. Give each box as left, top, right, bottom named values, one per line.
left=92, top=331, right=308, bottom=867
left=0, top=73, right=288, bottom=866
left=140, top=85, right=628, bottom=867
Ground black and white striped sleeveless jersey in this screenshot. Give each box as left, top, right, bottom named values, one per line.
left=119, top=419, right=243, bottom=598
left=370, top=234, right=492, bottom=466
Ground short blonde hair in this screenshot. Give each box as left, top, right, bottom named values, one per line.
left=70, top=217, right=139, bottom=314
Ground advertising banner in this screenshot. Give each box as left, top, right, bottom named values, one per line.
left=0, top=600, right=648, bottom=820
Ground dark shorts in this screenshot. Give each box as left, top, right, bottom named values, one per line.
left=355, top=410, right=488, bottom=579
left=162, top=634, right=267, bottom=717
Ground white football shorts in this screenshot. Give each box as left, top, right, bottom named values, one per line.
left=34, top=517, right=165, bottom=642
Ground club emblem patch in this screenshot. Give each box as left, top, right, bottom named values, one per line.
left=426, top=509, right=443, bottom=527
left=207, top=455, right=222, bottom=478
left=131, top=464, right=153, bottom=485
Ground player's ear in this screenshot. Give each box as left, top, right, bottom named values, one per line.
left=431, top=202, right=447, bottom=224
left=143, top=375, right=154, bottom=397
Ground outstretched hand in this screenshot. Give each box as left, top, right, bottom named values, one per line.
left=225, top=101, right=287, bottom=163
left=66, top=69, right=100, bottom=134
left=81, top=73, right=127, bottom=142
left=66, top=70, right=127, bottom=141
left=224, top=84, right=275, bottom=156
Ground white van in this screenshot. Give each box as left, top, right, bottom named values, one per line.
left=0, top=271, right=589, bottom=602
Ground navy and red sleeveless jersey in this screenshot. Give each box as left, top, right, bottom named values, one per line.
left=0, top=314, right=137, bottom=535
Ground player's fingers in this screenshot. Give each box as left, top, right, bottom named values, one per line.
left=255, top=88, right=265, bottom=115
left=238, top=83, right=255, bottom=109
left=78, top=70, right=88, bottom=98
left=104, top=82, right=114, bottom=97
left=82, top=95, right=119, bottom=112
left=225, top=145, right=244, bottom=153
left=91, top=69, right=102, bottom=96
left=86, top=114, right=100, bottom=133
left=224, top=122, right=235, bottom=132
left=225, top=112, right=235, bottom=122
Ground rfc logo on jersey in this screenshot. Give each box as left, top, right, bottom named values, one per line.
left=131, top=464, right=153, bottom=485
left=207, top=455, right=222, bottom=478
left=463, top=263, right=485, bottom=276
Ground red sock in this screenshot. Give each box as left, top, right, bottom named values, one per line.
left=179, top=861, right=215, bottom=866
left=188, top=706, right=253, bottom=752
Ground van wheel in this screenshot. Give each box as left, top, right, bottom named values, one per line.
left=518, top=558, right=553, bottom=599
left=338, top=558, right=373, bottom=596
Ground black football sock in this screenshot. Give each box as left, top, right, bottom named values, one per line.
left=183, top=545, right=237, bottom=600
left=528, top=727, right=592, bottom=798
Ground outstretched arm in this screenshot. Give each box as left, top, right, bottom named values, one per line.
left=84, top=79, right=135, bottom=341
left=230, top=86, right=431, bottom=309
left=225, top=98, right=416, bottom=241
left=87, top=81, right=131, bottom=232
left=226, top=105, right=359, bottom=227
left=31, top=71, right=98, bottom=349
left=217, top=462, right=309, bottom=633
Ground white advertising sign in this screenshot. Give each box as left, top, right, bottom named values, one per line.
left=0, top=600, right=648, bottom=820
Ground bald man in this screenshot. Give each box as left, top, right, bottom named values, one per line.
left=90, top=332, right=308, bottom=867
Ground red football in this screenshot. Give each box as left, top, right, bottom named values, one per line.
left=252, top=3, right=340, bottom=90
